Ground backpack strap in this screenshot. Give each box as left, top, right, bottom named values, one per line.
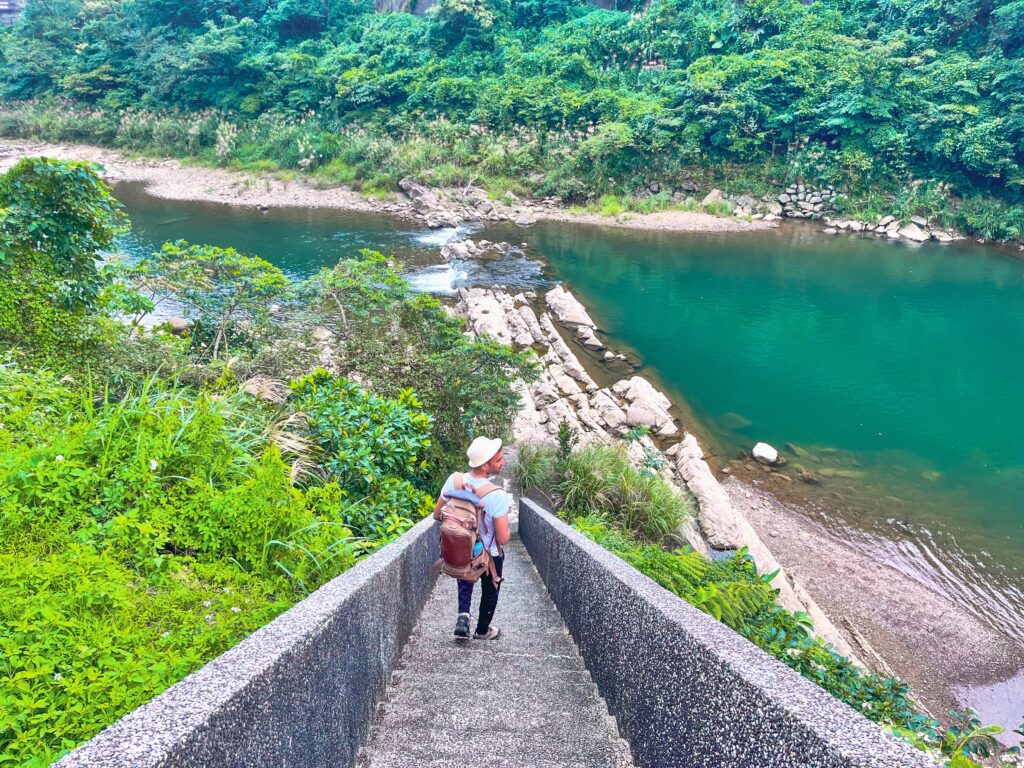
left=474, top=482, right=500, bottom=498
left=473, top=483, right=505, bottom=561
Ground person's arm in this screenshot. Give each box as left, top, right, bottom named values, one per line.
left=433, top=474, right=454, bottom=520
left=492, top=513, right=511, bottom=546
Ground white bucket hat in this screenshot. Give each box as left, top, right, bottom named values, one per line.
left=467, top=436, right=503, bottom=468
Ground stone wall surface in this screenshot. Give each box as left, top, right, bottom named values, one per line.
left=54, top=516, right=440, bottom=768
left=518, top=498, right=939, bottom=768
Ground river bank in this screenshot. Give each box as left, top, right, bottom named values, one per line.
left=6, top=139, right=1020, bottom=728
left=728, top=477, right=1024, bottom=726
left=0, top=140, right=775, bottom=236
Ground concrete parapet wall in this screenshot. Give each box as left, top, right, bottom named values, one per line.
left=55, top=516, right=439, bottom=768
left=518, top=498, right=937, bottom=768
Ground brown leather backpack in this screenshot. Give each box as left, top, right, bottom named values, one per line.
left=436, top=473, right=503, bottom=584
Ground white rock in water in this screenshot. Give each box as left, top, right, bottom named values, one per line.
left=752, top=442, right=779, bottom=465
left=899, top=222, right=929, bottom=242
left=545, top=284, right=597, bottom=327
left=878, top=214, right=895, bottom=227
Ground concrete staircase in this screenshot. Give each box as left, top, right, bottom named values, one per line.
left=356, top=536, right=634, bottom=768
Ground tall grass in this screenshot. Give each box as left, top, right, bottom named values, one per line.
left=515, top=444, right=690, bottom=544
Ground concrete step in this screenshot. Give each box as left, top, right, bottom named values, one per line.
left=404, top=627, right=578, bottom=653
left=366, top=708, right=618, bottom=753
left=383, top=676, right=604, bottom=715
left=358, top=751, right=631, bottom=768
left=359, top=732, right=633, bottom=768
left=356, top=536, right=634, bottom=768
left=395, top=645, right=587, bottom=674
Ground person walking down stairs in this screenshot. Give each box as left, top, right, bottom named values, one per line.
left=433, top=436, right=511, bottom=642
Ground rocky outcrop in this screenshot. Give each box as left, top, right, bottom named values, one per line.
left=545, top=284, right=598, bottom=328
left=454, top=285, right=860, bottom=663
left=454, top=288, right=661, bottom=450
left=822, top=213, right=962, bottom=244
left=440, top=237, right=518, bottom=261
left=777, top=184, right=836, bottom=219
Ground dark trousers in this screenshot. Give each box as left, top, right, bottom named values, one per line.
left=457, top=554, right=504, bottom=634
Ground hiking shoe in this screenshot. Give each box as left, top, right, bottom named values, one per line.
left=454, top=613, right=471, bottom=640
left=473, top=626, right=501, bottom=641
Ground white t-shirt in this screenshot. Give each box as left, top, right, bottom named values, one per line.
left=440, top=472, right=510, bottom=556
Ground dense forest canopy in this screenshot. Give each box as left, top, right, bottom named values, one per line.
left=0, top=0, right=1021, bottom=225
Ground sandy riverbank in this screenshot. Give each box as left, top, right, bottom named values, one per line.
left=728, top=477, right=1024, bottom=721
left=0, top=140, right=774, bottom=235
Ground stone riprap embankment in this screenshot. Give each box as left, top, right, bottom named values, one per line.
left=819, top=213, right=959, bottom=243
left=519, top=498, right=939, bottom=768
left=453, top=285, right=858, bottom=661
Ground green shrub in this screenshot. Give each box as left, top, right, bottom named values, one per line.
left=523, top=444, right=689, bottom=544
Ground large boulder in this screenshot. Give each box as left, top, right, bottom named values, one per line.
left=545, top=285, right=597, bottom=327
left=898, top=222, right=929, bottom=242
left=399, top=176, right=439, bottom=213
left=612, top=376, right=672, bottom=412
left=589, top=389, right=629, bottom=434
left=167, top=317, right=190, bottom=336
left=702, top=188, right=726, bottom=206
left=625, top=401, right=670, bottom=429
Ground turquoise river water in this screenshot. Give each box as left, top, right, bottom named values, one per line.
left=116, top=185, right=1024, bottom=643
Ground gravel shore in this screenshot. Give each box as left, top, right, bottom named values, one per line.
left=0, top=140, right=774, bottom=234
left=728, top=477, right=1024, bottom=720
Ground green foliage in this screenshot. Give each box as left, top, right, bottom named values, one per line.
left=939, top=710, right=1006, bottom=760
left=290, top=369, right=433, bottom=530
left=0, top=158, right=128, bottom=363
left=555, top=418, right=578, bottom=464
left=1, top=0, right=1022, bottom=240
left=0, top=155, right=532, bottom=763
left=570, top=512, right=927, bottom=735
left=521, top=444, right=689, bottom=543
left=0, top=368, right=366, bottom=765
left=299, top=255, right=537, bottom=485
left=132, top=241, right=291, bottom=359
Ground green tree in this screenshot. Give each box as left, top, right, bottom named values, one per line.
left=0, top=158, right=127, bottom=361
left=139, top=240, right=290, bottom=358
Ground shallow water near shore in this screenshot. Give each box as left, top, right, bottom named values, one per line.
left=115, top=184, right=1024, bottom=655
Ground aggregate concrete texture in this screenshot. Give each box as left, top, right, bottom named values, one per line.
left=519, top=498, right=939, bottom=768
left=54, top=514, right=440, bottom=768
left=356, top=538, right=634, bottom=768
